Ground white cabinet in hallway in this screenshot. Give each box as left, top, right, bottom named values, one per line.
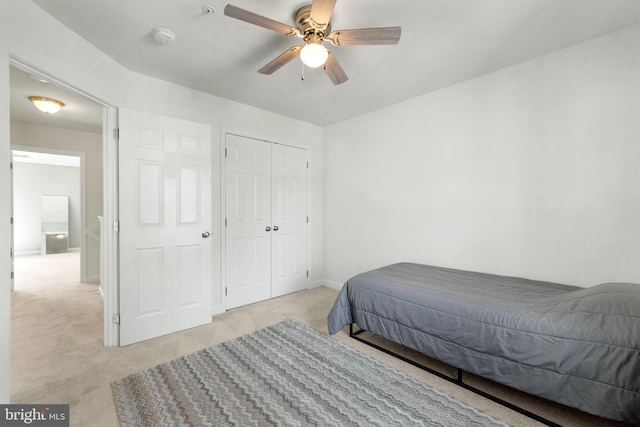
left=225, top=133, right=309, bottom=309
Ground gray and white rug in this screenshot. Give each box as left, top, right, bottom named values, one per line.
left=112, top=319, right=510, bottom=426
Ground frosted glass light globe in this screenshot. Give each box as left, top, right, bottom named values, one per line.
left=300, top=43, right=328, bottom=68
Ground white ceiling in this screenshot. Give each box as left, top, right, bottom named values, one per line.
left=10, top=66, right=103, bottom=133
left=13, top=150, right=80, bottom=167
left=19, top=0, right=640, bottom=127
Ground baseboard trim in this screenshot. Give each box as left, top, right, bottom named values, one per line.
left=309, top=280, right=325, bottom=289
left=85, top=274, right=100, bottom=283
left=211, top=304, right=225, bottom=316
left=318, top=280, right=343, bottom=291
left=14, top=251, right=41, bottom=256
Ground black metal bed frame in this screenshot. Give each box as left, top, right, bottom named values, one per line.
left=349, top=323, right=561, bottom=427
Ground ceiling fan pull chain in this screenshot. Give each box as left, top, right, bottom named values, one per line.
left=301, top=61, right=305, bottom=81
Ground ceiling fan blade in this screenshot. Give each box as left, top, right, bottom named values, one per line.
left=224, top=4, right=299, bottom=36
left=323, top=50, right=348, bottom=85
left=326, top=26, right=401, bottom=46
left=258, top=46, right=302, bottom=75
left=310, top=0, right=337, bottom=27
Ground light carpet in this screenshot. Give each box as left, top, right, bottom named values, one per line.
left=112, top=319, right=510, bottom=426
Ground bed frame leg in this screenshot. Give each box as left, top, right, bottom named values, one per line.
left=347, top=323, right=561, bottom=427
left=349, top=323, right=365, bottom=337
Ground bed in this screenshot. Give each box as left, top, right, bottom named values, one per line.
left=327, top=262, right=640, bottom=424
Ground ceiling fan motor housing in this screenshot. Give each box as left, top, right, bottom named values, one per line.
left=295, top=5, right=331, bottom=38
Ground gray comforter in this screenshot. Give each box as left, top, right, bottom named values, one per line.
left=327, top=262, right=640, bottom=424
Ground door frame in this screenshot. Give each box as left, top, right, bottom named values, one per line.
left=9, top=57, right=119, bottom=347
left=11, top=145, right=85, bottom=274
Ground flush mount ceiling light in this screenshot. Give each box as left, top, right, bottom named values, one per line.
left=28, top=96, right=65, bottom=115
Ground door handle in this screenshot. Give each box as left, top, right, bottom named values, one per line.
left=273, top=226, right=279, bottom=231
left=202, top=231, right=211, bottom=238
left=265, top=226, right=271, bottom=232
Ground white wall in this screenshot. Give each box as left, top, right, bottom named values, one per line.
left=0, top=0, right=323, bottom=401
left=323, top=24, right=640, bottom=289
left=11, top=122, right=103, bottom=278
left=11, top=122, right=103, bottom=236
left=13, top=162, right=80, bottom=253
left=0, top=38, right=11, bottom=404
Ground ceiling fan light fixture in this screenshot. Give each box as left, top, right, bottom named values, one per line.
left=300, top=41, right=328, bottom=68
left=28, top=96, right=65, bottom=115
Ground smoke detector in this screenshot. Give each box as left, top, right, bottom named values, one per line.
left=152, top=27, right=176, bottom=45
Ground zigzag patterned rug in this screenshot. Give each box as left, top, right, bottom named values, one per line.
left=112, top=319, right=510, bottom=426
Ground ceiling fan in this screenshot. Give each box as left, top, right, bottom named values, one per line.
left=224, top=0, right=401, bottom=85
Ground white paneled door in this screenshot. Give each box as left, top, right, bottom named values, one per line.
left=224, top=134, right=272, bottom=309
left=225, top=134, right=308, bottom=309
left=119, top=109, right=212, bottom=346
left=271, top=143, right=308, bottom=298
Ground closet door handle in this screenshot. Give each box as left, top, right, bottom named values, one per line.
left=202, top=231, right=211, bottom=238
left=265, top=226, right=271, bottom=232
left=273, top=226, right=279, bottom=231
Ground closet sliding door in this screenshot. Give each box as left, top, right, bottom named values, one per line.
left=225, top=134, right=308, bottom=309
